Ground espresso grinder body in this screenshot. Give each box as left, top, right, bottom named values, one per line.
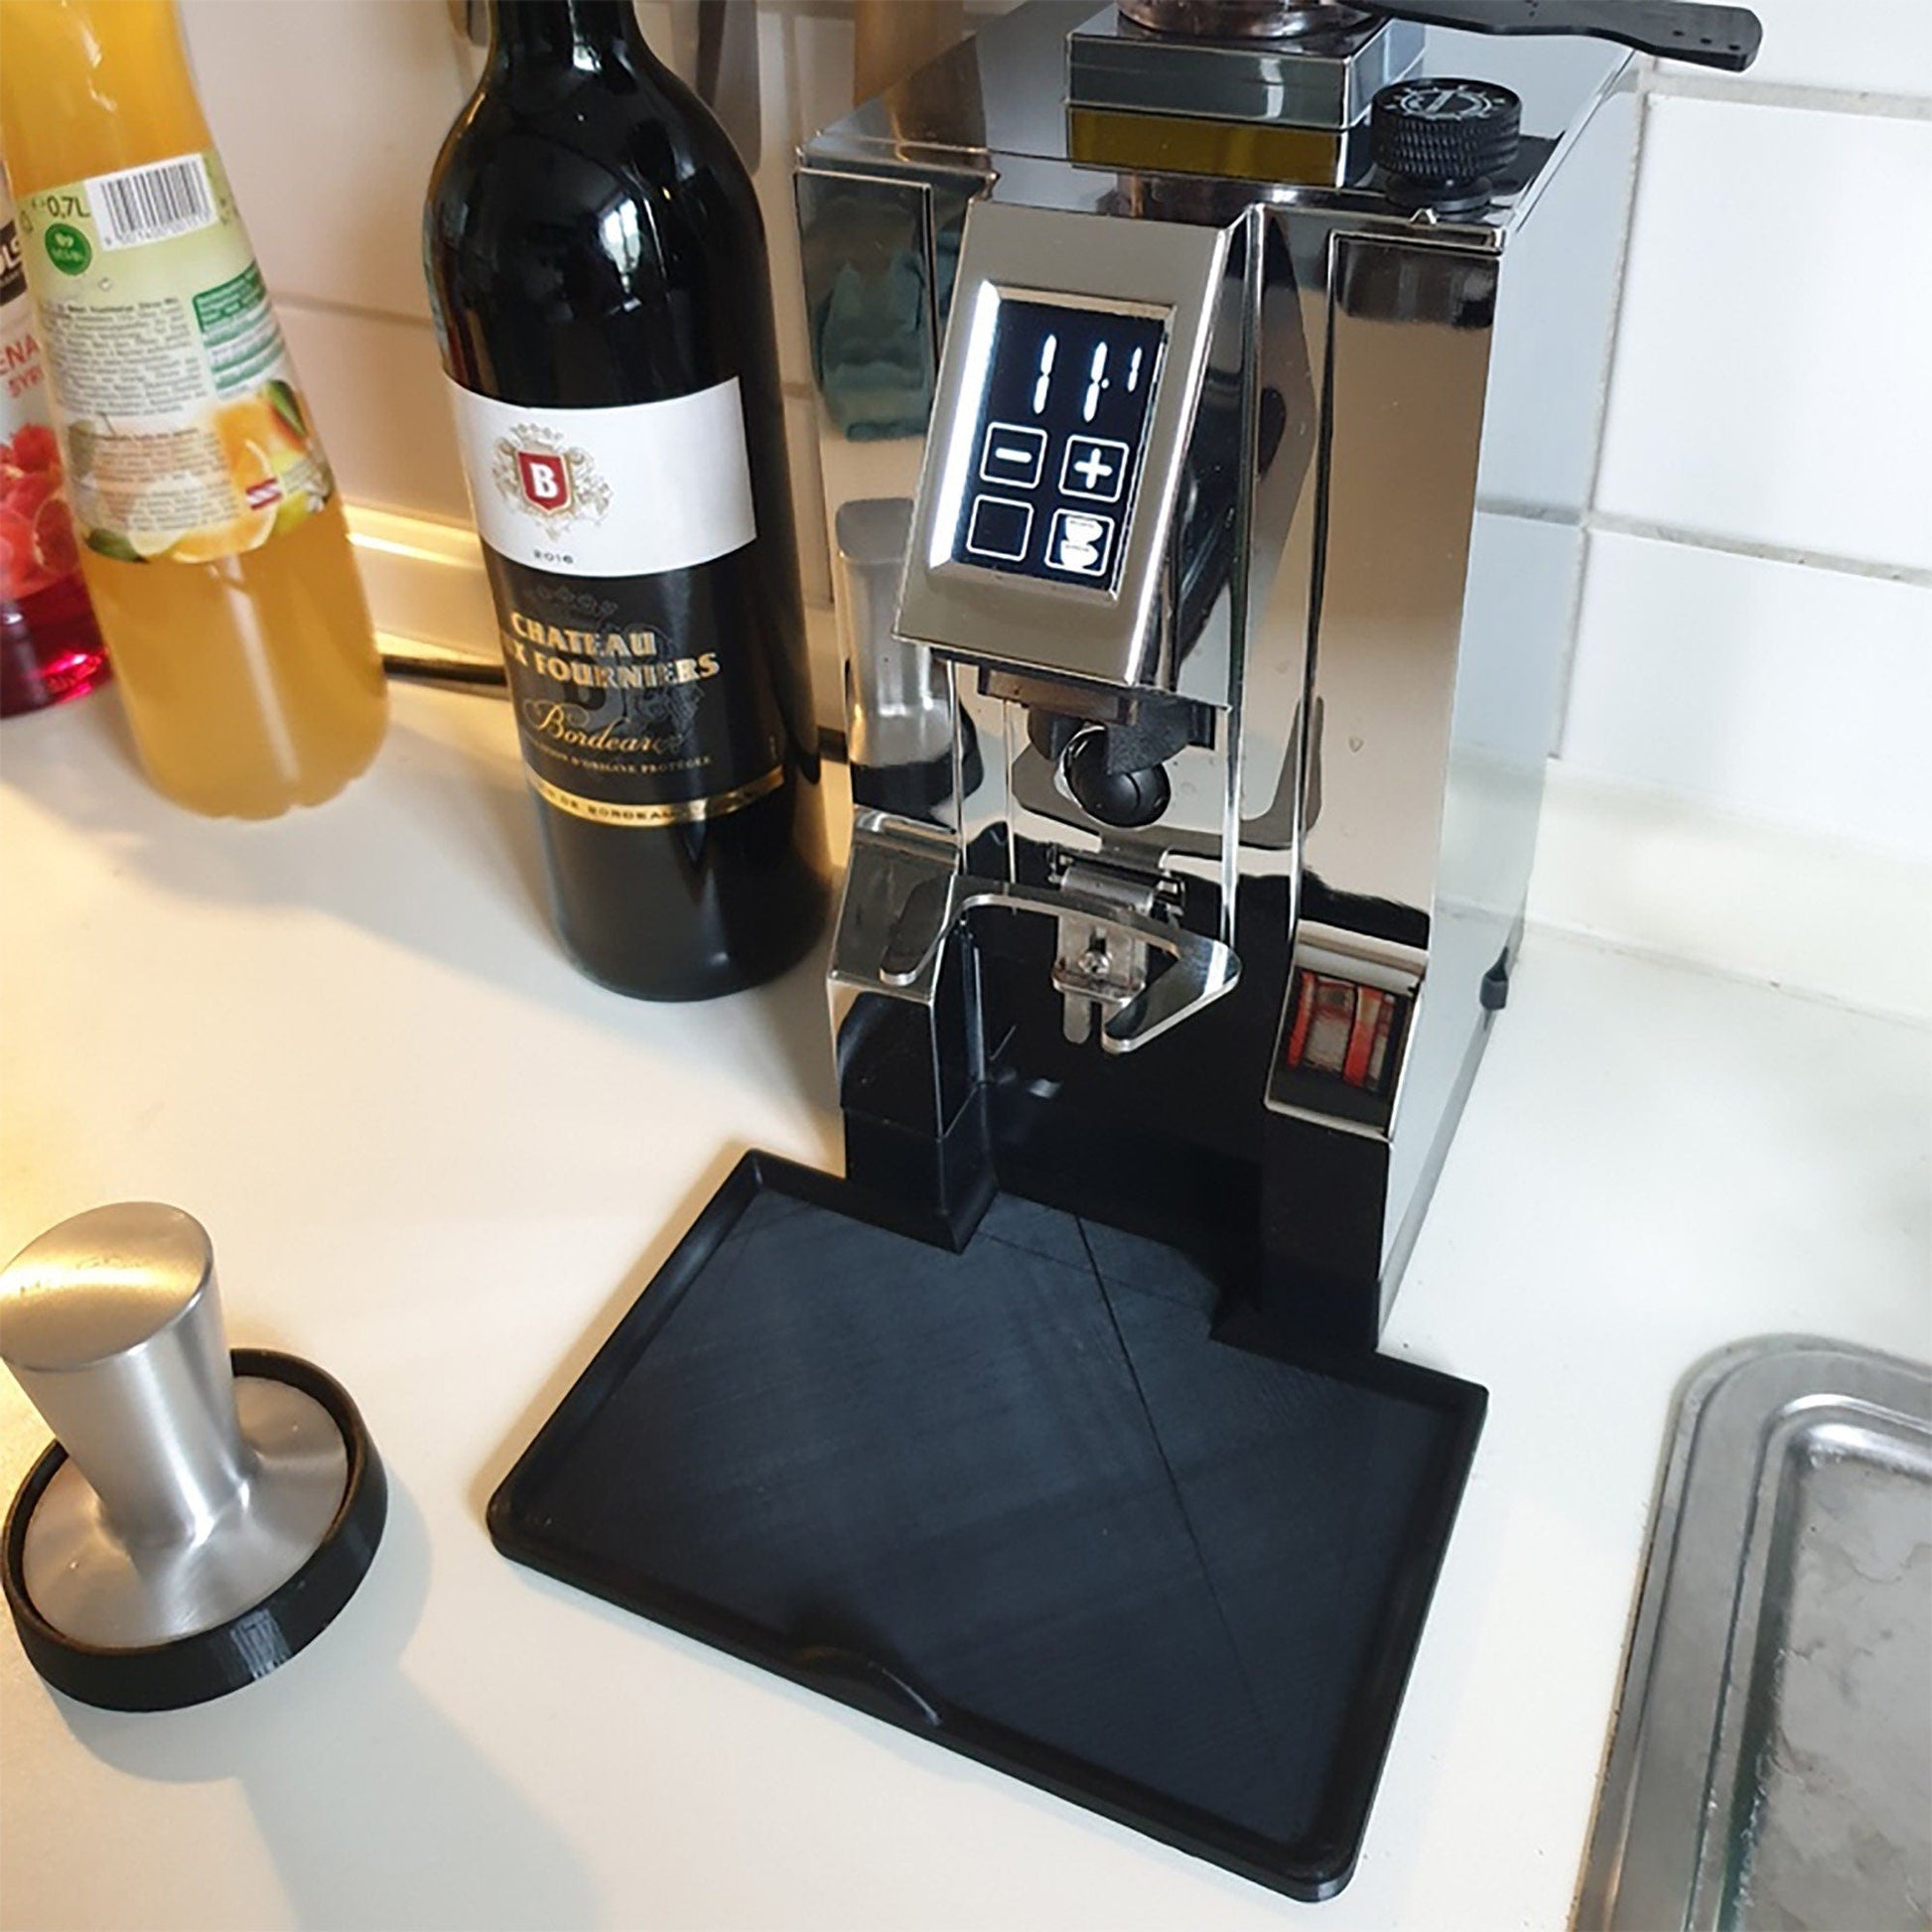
left=485, top=1, right=1762, bottom=1899
left=802, top=3, right=1677, bottom=1347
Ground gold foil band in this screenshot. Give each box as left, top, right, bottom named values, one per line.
left=528, top=765, right=784, bottom=827
left=1066, top=107, right=1344, bottom=186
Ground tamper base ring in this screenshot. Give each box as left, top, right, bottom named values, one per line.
left=3, top=1348, right=386, bottom=1712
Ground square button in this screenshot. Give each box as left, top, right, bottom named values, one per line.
left=965, top=494, right=1035, bottom=563
left=1060, top=436, right=1130, bottom=503
left=1046, top=507, right=1115, bottom=579
left=979, top=421, right=1047, bottom=489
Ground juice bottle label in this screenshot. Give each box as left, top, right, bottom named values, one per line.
left=448, top=378, right=788, bottom=825
left=0, top=174, right=84, bottom=602
left=15, top=150, right=335, bottom=566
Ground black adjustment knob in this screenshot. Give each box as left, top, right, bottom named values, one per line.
left=1062, top=731, right=1171, bottom=830
left=1370, top=78, right=1523, bottom=212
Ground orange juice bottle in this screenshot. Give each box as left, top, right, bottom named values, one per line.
left=0, top=0, right=385, bottom=817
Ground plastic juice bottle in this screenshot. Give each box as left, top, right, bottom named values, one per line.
left=0, top=0, right=386, bottom=816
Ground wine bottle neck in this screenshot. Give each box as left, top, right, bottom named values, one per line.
left=486, top=0, right=651, bottom=73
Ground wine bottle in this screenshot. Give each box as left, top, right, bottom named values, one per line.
left=424, top=0, right=829, bottom=1001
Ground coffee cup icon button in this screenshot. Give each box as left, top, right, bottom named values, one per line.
left=1049, top=509, right=1114, bottom=578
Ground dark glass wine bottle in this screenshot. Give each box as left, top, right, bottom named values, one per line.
left=424, top=0, right=828, bottom=1000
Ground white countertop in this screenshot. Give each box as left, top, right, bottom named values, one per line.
left=2, top=682, right=1926, bottom=1931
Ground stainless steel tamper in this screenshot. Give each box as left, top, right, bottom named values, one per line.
left=1, top=1203, right=385, bottom=1710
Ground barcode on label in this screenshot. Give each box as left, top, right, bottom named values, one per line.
left=88, top=155, right=216, bottom=250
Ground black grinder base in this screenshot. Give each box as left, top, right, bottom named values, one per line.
left=489, top=1152, right=1483, bottom=1899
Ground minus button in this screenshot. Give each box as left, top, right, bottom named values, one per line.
left=979, top=421, right=1047, bottom=488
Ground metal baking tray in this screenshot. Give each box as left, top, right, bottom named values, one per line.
left=1578, top=1335, right=1932, bottom=1931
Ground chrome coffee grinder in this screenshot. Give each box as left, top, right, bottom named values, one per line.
left=490, top=0, right=1760, bottom=1898
left=802, top=0, right=1757, bottom=1348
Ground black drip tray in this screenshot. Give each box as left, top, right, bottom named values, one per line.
left=489, top=1153, right=1484, bottom=1900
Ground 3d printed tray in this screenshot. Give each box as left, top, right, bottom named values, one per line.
left=489, top=1153, right=1484, bottom=1899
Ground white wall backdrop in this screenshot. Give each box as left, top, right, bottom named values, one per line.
left=1573, top=11, right=1932, bottom=857
left=177, top=0, right=1932, bottom=859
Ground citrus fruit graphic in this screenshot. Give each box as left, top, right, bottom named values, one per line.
left=162, top=397, right=291, bottom=561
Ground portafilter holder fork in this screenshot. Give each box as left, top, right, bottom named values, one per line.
left=0, top=1202, right=385, bottom=1710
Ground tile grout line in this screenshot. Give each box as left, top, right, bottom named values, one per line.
left=1477, top=500, right=1932, bottom=587
left=278, top=291, right=435, bottom=332
left=277, top=290, right=821, bottom=406
left=1641, top=69, right=1932, bottom=121
left=1559, top=79, right=1652, bottom=763
left=1586, top=512, right=1932, bottom=589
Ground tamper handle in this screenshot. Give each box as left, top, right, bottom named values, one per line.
left=0, top=1203, right=250, bottom=1547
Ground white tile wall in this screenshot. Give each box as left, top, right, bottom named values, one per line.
left=180, top=0, right=470, bottom=324
left=1662, top=0, right=1932, bottom=99
left=1595, top=94, right=1932, bottom=573
left=176, top=0, right=1930, bottom=862
left=276, top=305, right=474, bottom=522
left=1577, top=31, right=1932, bottom=847
left=1565, top=531, right=1932, bottom=856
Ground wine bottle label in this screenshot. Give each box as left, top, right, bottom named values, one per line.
left=444, top=377, right=756, bottom=579
left=14, top=151, right=336, bottom=566
left=479, top=550, right=788, bottom=827
left=0, top=172, right=84, bottom=602
left=450, top=380, right=784, bottom=826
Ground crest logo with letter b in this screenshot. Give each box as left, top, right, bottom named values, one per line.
left=492, top=425, right=610, bottom=532
left=516, top=449, right=572, bottom=514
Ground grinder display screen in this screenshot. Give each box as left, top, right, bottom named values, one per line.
left=948, top=297, right=1168, bottom=592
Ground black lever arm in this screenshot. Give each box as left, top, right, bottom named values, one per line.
left=1369, top=0, right=1761, bottom=72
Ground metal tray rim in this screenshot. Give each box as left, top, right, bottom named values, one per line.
left=1575, top=1333, right=1932, bottom=1932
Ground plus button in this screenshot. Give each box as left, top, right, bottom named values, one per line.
left=1073, top=449, right=1113, bottom=491
left=1060, top=435, right=1129, bottom=504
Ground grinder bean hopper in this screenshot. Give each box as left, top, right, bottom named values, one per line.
left=491, top=0, right=1759, bottom=1898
